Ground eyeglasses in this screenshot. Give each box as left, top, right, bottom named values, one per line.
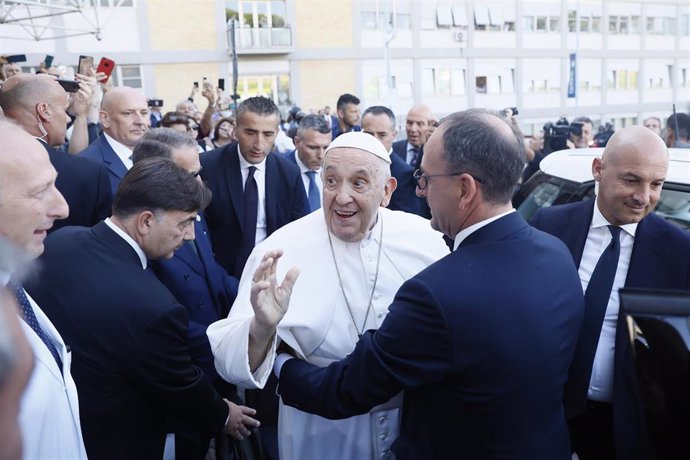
left=413, top=169, right=484, bottom=190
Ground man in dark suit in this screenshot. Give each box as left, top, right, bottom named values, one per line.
left=331, top=93, right=362, bottom=139
left=201, top=96, right=309, bottom=279
left=0, top=74, right=112, bottom=232
left=248, top=109, right=585, bottom=459
left=530, top=125, right=690, bottom=460
left=131, top=128, right=243, bottom=458
left=391, top=103, right=434, bottom=168
left=281, top=114, right=332, bottom=213
left=79, top=86, right=150, bottom=195
left=26, top=159, right=259, bottom=459
left=361, top=105, right=430, bottom=217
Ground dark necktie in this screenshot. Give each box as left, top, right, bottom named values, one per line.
left=306, top=170, right=320, bottom=212
left=564, top=225, right=622, bottom=414
left=410, top=147, right=421, bottom=168
left=10, top=282, right=63, bottom=371
left=236, top=166, right=258, bottom=275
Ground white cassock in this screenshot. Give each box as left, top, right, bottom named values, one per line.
left=208, top=208, right=449, bottom=460
left=19, top=290, right=88, bottom=459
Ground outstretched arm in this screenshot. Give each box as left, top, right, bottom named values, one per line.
left=248, top=249, right=300, bottom=372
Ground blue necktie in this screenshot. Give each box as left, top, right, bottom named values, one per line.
left=10, top=282, right=63, bottom=371
left=236, top=166, right=258, bottom=275
left=306, top=170, right=320, bottom=212
left=564, top=225, right=621, bottom=415
left=410, top=147, right=421, bottom=168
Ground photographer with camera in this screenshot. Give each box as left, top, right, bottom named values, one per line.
left=522, top=116, right=595, bottom=183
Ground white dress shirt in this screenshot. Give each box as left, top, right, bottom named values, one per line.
left=405, top=141, right=418, bottom=165
left=103, top=132, right=134, bottom=170
left=580, top=200, right=636, bottom=403
left=237, top=147, right=268, bottom=245
left=453, top=209, right=515, bottom=251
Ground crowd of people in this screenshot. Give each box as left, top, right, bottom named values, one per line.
left=0, top=55, right=689, bottom=460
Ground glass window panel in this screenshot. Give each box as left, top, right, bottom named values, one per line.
left=226, top=1, right=239, bottom=21
left=609, top=16, right=617, bottom=33
left=437, top=6, right=452, bottom=27
left=363, top=76, right=379, bottom=99
left=475, top=76, right=487, bottom=94
left=536, top=16, right=547, bottom=31
left=396, top=13, right=411, bottom=29
left=646, top=17, right=655, bottom=33
left=436, top=69, right=451, bottom=96
left=619, top=16, right=628, bottom=34
left=269, top=1, right=286, bottom=27
left=487, top=75, right=501, bottom=94
left=121, top=65, right=140, bottom=78
left=627, top=70, right=637, bottom=90
left=607, top=70, right=616, bottom=89
left=592, top=16, right=601, bottom=32
left=568, top=10, right=576, bottom=32
left=549, top=17, right=560, bottom=32
left=523, top=16, right=534, bottom=31
left=362, top=12, right=377, bottom=29
left=664, top=17, right=675, bottom=35
left=422, top=69, right=435, bottom=96
left=451, top=69, right=465, bottom=95
left=630, top=16, right=640, bottom=33
left=617, top=69, right=627, bottom=89
left=580, top=16, right=590, bottom=32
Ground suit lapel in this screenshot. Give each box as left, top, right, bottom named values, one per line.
left=100, top=137, right=129, bottom=180
left=625, top=214, right=666, bottom=288
left=265, top=154, right=277, bottom=234
left=173, top=239, right=205, bottom=276
left=223, top=145, right=245, bottom=231
left=556, top=200, right=594, bottom=268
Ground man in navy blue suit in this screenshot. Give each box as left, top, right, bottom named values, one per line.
left=79, top=86, right=150, bottom=195
left=247, top=109, right=585, bottom=459
left=281, top=114, right=332, bottom=213
left=0, top=74, right=112, bottom=232
left=201, top=96, right=308, bottom=458
left=200, top=96, right=309, bottom=279
left=391, top=103, right=434, bottom=168
left=531, top=125, right=690, bottom=460
left=130, top=128, right=245, bottom=459
left=361, top=105, right=430, bottom=217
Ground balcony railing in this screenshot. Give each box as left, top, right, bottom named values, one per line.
left=234, top=26, right=292, bottom=50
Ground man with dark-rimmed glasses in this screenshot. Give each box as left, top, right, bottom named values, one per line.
left=259, top=108, right=585, bottom=459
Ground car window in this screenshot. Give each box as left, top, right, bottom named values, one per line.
left=516, top=176, right=585, bottom=221
left=655, top=188, right=690, bottom=231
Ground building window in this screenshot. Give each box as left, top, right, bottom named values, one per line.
left=475, top=76, right=487, bottom=94
left=536, top=16, right=547, bottom=32
left=592, top=16, right=602, bottom=32
left=549, top=17, right=560, bottom=32
left=608, top=16, right=618, bottom=34
left=630, top=16, right=640, bottom=33
left=362, top=12, right=378, bottom=30
left=98, top=0, right=135, bottom=6
left=568, top=10, right=576, bottom=32
left=422, top=67, right=466, bottom=97
left=113, top=65, right=142, bottom=89
left=437, top=5, right=452, bottom=28
left=523, top=16, right=534, bottom=31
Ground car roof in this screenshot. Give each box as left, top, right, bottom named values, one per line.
left=540, top=147, right=690, bottom=185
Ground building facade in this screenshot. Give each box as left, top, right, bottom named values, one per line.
left=1, top=0, right=688, bottom=133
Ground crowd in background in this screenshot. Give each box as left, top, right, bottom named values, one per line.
left=1, top=52, right=690, bottom=460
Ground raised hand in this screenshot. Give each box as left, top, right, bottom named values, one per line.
left=250, top=249, right=300, bottom=332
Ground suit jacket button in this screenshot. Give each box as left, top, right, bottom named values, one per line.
left=198, top=302, right=204, bottom=309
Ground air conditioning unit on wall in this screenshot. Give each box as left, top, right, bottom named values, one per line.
left=454, top=32, right=464, bottom=42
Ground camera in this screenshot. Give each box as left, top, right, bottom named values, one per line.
left=148, top=99, right=164, bottom=108
left=542, top=118, right=583, bottom=154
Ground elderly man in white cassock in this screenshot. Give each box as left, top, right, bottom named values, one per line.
left=207, top=132, right=449, bottom=459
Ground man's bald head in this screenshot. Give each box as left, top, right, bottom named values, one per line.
left=100, top=86, right=150, bottom=147
left=405, top=103, right=435, bottom=148
left=0, top=74, right=70, bottom=146
left=593, top=125, right=669, bottom=226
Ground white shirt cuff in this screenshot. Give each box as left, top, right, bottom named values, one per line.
left=273, top=353, right=294, bottom=378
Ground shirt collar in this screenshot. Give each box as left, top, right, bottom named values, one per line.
left=237, top=145, right=267, bottom=172
left=406, top=142, right=419, bottom=153
left=103, top=132, right=134, bottom=166
left=453, top=209, right=515, bottom=251
left=592, top=199, right=637, bottom=237
left=294, top=151, right=320, bottom=175
left=104, top=218, right=147, bottom=269
left=0, top=271, right=9, bottom=287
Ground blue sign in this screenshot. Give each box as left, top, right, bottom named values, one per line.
left=568, top=53, right=577, bottom=98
